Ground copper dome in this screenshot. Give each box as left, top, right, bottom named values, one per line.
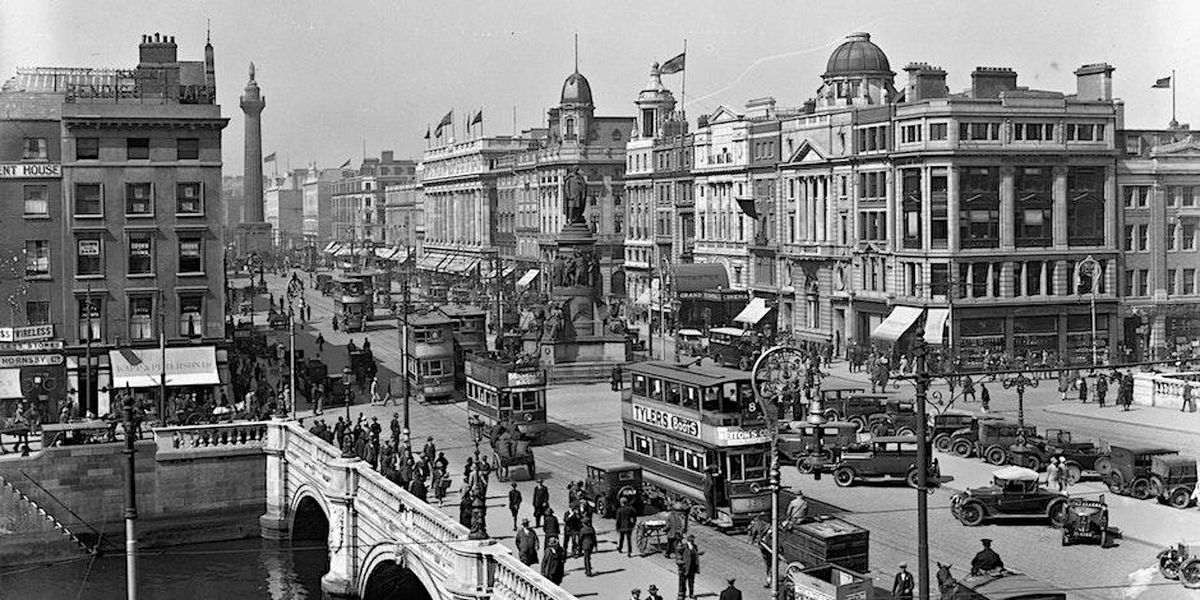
left=561, top=70, right=594, bottom=105
left=824, top=32, right=892, bottom=78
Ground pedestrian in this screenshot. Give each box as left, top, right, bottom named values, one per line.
left=664, top=503, right=688, bottom=559
left=398, top=457, right=413, bottom=490
left=702, top=467, right=718, bottom=521
left=563, top=505, right=582, bottom=558
left=533, top=479, right=550, bottom=527
left=435, top=451, right=449, bottom=473
left=332, top=315, right=339, bottom=331
left=1055, top=457, right=1071, bottom=491
left=719, top=578, right=742, bottom=600
left=1121, top=374, right=1134, bottom=411
left=645, top=584, right=664, bottom=600
left=423, top=436, right=437, bottom=464
left=676, top=534, right=701, bottom=600
left=1045, top=455, right=1059, bottom=488
left=893, top=563, right=915, bottom=600
left=962, top=375, right=976, bottom=403
left=515, top=518, right=539, bottom=566
left=980, top=383, right=991, bottom=414
left=611, top=365, right=624, bottom=392
left=629, top=589, right=642, bottom=600
left=1077, top=375, right=1089, bottom=403
left=409, top=474, right=428, bottom=503
left=431, top=464, right=447, bottom=506
left=542, top=507, right=560, bottom=551
left=541, top=536, right=565, bottom=585
left=369, top=417, right=382, bottom=442
left=1058, top=369, right=1071, bottom=402
left=1182, top=383, right=1195, bottom=413
left=390, top=413, right=401, bottom=443
left=615, top=497, right=638, bottom=557
left=459, top=488, right=474, bottom=528
left=1096, top=375, right=1108, bottom=408
left=508, top=482, right=523, bottom=531
left=579, top=519, right=597, bottom=576
left=747, top=514, right=773, bottom=589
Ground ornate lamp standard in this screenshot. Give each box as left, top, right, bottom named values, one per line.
left=340, top=366, right=355, bottom=458
left=286, top=273, right=305, bottom=420
left=751, top=345, right=825, bottom=600
left=468, top=439, right=489, bottom=540
left=1076, top=255, right=1102, bottom=365
left=1000, top=369, right=1039, bottom=429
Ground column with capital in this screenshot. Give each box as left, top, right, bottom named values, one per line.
left=999, top=166, right=1016, bottom=251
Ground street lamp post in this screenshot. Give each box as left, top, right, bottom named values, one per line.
left=341, top=366, right=354, bottom=457
left=910, top=337, right=933, bottom=600
left=468, top=439, right=488, bottom=540
left=287, top=274, right=304, bottom=420
left=1077, top=255, right=1101, bottom=365
left=120, top=385, right=139, bottom=600
left=1001, top=370, right=1039, bottom=429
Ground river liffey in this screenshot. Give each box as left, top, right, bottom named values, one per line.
left=0, top=538, right=327, bottom=600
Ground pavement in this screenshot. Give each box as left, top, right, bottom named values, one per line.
left=263, top=272, right=1200, bottom=600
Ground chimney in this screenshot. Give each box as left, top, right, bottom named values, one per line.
left=904, top=62, right=947, bottom=102
left=138, top=31, right=178, bottom=64
left=970, top=67, right=1018, bottom=99
left=381, top=150, right=395, bottom=163
left=1075, top=63, right=1115, bottom=101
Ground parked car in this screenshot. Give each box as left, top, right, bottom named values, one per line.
left=953, top=420, right=1038, bottom=464
left=1158, top=541, right=1200, bottom=589
left=929, top=412, right=997, bottom=454
left=1106, top=446, right=1180, bottom=500
left=1060, top=496, right=1116, bottom=547
left=821, top=393, right=892, bottom=432
left=674, top=329, right=707, bottom=358
left=1150, top=455, right=1197, bottom=509
left=777, top=421, right=862, bottom=474
left=584, top=461, right=644, bottom=517
left=866, top=399, right=919, bottom=437
left=832, top=436, right=940, bottom=488
left=1007, top=429, right=1110, bottom=483
left=950, top=466, right=1068, bottom=527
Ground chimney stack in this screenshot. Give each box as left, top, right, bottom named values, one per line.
left=971, top=67, right=1018, bottom=99
left=1075, top=63, right=1115, bottom=101
left=904, top=62, right=947, bottom=102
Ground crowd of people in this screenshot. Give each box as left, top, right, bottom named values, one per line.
left=306, top=414, right=453, bottom=504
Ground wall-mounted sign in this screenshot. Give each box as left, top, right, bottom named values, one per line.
left=0, top=325, right=55, bottom=342
left=0, top=341, right=63, bottom=353
left=0, top=163, right=61, bottom=179
left=0, top=354, right=63, bottom=368
left=713, top=426, right=770, bottom=446
left=631, top=403, right=700, bottom=439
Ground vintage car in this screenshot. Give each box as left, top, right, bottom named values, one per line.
left=1106, top=446, right=1180, bottom=500
left=819, top=386, right=867, bottom=404
left=706, top=327, right=762, bottom=370
left=821, top=393, right=893, bottom=432
left=929, top=412, right=996, bottom=454
left=936, top=566, right=1068, bottom=600
left=777, top=421, right=861, bottom=474
left=866, top=399, right=919, bottom=437
left=1007, top=429, right=1110, bottom=483
left=1151, top=455, right=1198, bottom=509
left=952, top=420, right=1038, bottom=464
left=585, top=461, right=644, bottom=517
left=674, top=329, right=708, bottom=357
left=950, top=466, right=1068, bottom=527
left=1061, top=496, right=1116, bottom=547
left=1158, top=541, right=1200, bottom=589
left=832, top=436, right=940, bottom=488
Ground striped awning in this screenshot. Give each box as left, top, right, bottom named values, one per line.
left=924, top=308, right=950, bottom=345
left=871, top=306, right=923, bottom=343
left=516, top=269, right=540, bottom=287
left=322, top=242, right=342, bottom=255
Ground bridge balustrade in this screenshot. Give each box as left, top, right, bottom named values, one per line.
left=152, top=421, right=268, bottom=461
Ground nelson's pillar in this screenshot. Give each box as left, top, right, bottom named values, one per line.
left=237, top=62, right=272, bottom=254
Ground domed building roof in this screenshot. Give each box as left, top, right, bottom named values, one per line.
left=824, top=32, right=891, bottom=78
left=561, top=70, right=594, bottom=105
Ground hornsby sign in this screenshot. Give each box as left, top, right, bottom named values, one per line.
left=0, top=163, right=61, bottom=178
left=630, top=403, right=701, bottom=439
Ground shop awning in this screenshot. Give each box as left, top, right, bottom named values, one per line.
left=871, top=306, right=924, bottom=343
left=636, top=289, right=652, bottom=306
left=108, top=346, right=220, bottom=389
left=322, top=242, right=342, bottom=254
left=418, top=253, right=449, bottom=271
left=674, top=263, right=730, bottom=293
left=923, top=308, right=950, bottom=345
left=228, top=276, right=255, bottom=290
left=374, top=247, right=402, bottom=261
left=516, top=269, right=540, bottom=288
left=444, top=256, right=479, bottom=274
left=733, top=298, right=771, bottom=325
left=334, top=245, right=354, bottom=258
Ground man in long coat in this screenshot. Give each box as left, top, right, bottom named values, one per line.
left=515, top=518, right=539, bottom=566
left=541, top=536, right=565, bottom=584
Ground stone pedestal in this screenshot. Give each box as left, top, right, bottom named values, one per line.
left=236, top=222, right=273, bottom=255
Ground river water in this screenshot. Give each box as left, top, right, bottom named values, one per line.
left=0, top=538, right=327, bottom=600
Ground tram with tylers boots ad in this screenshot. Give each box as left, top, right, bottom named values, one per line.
left=620, top=360, right=771, bottom=528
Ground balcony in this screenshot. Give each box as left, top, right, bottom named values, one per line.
left=1015, top=236, right=1052, bottom=248
left=960, top=237, right=1000, bottom=250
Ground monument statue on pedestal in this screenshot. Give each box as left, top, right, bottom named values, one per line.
left=563, top=168, right=588, bottom=225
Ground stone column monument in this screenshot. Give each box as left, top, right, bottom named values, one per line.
left=237, top=62, right=273, bottom=254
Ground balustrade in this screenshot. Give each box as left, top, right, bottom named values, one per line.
left=1134, top=372, right=1199, bottom=409
left=153, top=421, right=268, bottom=460
left=491, top=554, right=578, bottom=600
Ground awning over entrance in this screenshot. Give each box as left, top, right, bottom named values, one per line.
left=444, top=256, right=480, bottom=274
left=516, top=269, right=540, bottom=288
left=924, top=308, right=950, bottom=345
left=374, top=246, right=405, bottom=261
left=674, top=263, right=730, bottom=293
left=733, top=298, right=770, bottom=325
left=871, top=306, right=924, bottom=343
left=322, top=241, right=342, bottom=254
left=334, top=245, right=354, bottom=258
left=417, top=253, right=450, bottom=271
left=108, top=346, right=220, bottom=389
left=636, top=289, right=653, bottom=306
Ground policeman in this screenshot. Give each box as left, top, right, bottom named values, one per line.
left=970, top=539, right=1004, bottom=575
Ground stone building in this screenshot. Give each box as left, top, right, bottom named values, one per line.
left=264, top=169, right=305, bottom=250
left=330, top=151, right=416, bottom=247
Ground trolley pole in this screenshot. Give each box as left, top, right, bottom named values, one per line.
left=769, top=424, right=781, bottom=600
left=911, top=337, right=931, bottom=600
left=121, top=386, right=139, bottom=600
left=401, top=261, right=412, bottom=435
left=289, top=304, right=297, bottom=420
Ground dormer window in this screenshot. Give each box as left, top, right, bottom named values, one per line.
left=565, top=118, right=576, bottom=139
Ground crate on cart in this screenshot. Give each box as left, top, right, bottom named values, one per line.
left=778, top=516, right=870, bottom=574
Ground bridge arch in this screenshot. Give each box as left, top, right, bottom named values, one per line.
left=289, top=486, right=331, bottom=541
left=359, top=544, right=437, bottom=600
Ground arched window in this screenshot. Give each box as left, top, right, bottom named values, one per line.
left=565, top=118, right=576, bottom=138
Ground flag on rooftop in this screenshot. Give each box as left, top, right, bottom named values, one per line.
left=661, top=52, right=686, bottom=74
left=1153, top=75, right=1172, bottom=88
left=434, top=110, right=453, bottom=137
left=263, top=152, right=277, bottom=163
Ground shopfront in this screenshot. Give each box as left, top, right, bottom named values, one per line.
left=0, top=350, right=68, bottom=424
left=107, top=346, right=226, bottom=420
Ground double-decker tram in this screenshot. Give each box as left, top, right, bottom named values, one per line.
left=464, top=353, right=548, bottom=441
left=621, top=360, right=771, bottom=527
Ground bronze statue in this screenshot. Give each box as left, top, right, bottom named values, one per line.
left=562, top=169, right=588, bottom=224
left=573, top=254, right=589, bottom=287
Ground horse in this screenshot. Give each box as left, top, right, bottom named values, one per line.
left=936, top=562, right=959, bottom=599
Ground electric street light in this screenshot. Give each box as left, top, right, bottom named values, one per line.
left=1001, top=369, right=1039, bottom=429
left=468, top=439, right=488, bottom=540
left=1076, top=255, right=1102, bottom=365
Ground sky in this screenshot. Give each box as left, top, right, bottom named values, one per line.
left=3, top=1, right=1198, bottom=176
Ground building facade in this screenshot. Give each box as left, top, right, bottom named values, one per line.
left=1, top=33, right=229, bottom=418
left=330, top=151, right=416, bottom=246
left=264, top=169, right=305, bottom=250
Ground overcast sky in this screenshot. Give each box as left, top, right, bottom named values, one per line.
left=3, top=1, right=1198, bottom=176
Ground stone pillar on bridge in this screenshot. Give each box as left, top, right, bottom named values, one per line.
left=259, top=418, right=290, bottom=540
left=443, top=538, right=502, bottom=600
left=321, top=456, right=362, bottom=600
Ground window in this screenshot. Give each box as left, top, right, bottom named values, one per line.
left=24, top=185, right=48, bottom=216
left=25, top=301, right=49, bottom=326
left=1015, top=167, right=1052, bottom=247
left=1015, top=123, right=1054, bottom=141
left=128, top=234, right=153, bottom=275
left=1168, top=270, right=1178, bottom=296
left=930, top=172, right=948, bottom=247
left=929, top=123, right=948, bottom=141
left=1186, top=186, right=1198, bottom=207
left=1067, top=167, right=1105, bottom=246
left=23, top=137, right=48, bottom=160
left=1025, top=261, right=1044, bottom=296
left=1066, top=123, right=1104, bottom=141
left=419, top=359, right=450, bottom=377
left=176, top=138, right=199, bottom=160
left=176, top=182, right=202, bottom=214
left=1138, top=224, right=1149, bottom=252
left=76, top=138, right=99, bottom=160
left=1123, top=186, right=1150, bottom=209
left=1124, top=269, right=1134, bottom=297
left=858, top=171, right=887, bottom=201
left=1186, top=269, right=1197, bottom=295
left=901, top=123, right=922, bottom=143
left=930, top=263, right=950, bottom=296
left=177, top=240, right=201, bottom=274
left=125, top=183, right=153, bottom=215
left=76, top=239, right=102, bottom=276
left=74, top=183, right=102, bottom=216
left=78, top=296, right=101, bottom=341
left=179, top=295, right=203, bottom=337
left=959, top=122, right=1001, bottom=141
left=1168, top=223, right=1178, bottom=251
left=129, top=296, right=154, bottom=340
left=1137, top=269, right=1149, bottom=297
left=127, top=138, right=150, bottom=160
left=24, top=241, right=49, bottom=277
left=959, top=167, right=1000, bottom=248
left=902, top=170, right=922, bottom=248
left=1184, top=223, right=1197, bottom=251
left=1124, top=225, right=1135, bottom=252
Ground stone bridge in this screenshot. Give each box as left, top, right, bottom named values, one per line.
left=172, top=420, right=576, bottom=600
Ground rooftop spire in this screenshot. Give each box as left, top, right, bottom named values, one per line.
left=206, top=18, right=211, bottom=45
left=249, top=61, right=256, bottom=82
left=574, top=33, right=578, bottom=73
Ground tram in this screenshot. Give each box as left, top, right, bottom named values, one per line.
left=405, top=311, right=457, bottom=403
left=621, top=360, right=771, bottom=528
left=332, top=274, right=369, bottom=332
left=464, top=353, right=548, bottom=441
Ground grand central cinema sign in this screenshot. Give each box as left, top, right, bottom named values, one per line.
left=0, top=163, right=61, bottom=178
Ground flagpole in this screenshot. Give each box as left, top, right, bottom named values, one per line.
left=512, top=106, right=517, bottom=136
left=681, top=38, right=688, bottom=120
left=1172, top=69, right=1177, bottom=127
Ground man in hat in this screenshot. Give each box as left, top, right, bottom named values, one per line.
left=665, top=503, right=689, bottom=558
left=971, top=539, right=1004, bottom=575
left=676, top=534, right=702, bottom=600
left=579, top=518, right=598, bottom=576
left=508, top=482, right=524, bottom=531
left=422, top=436, right=437, bottom=464
left=615, top=496, right=639, bottom=557
left=719, top=578, right=742, bottom=600
left=542, top=506, right=560, bottom=551
left=645, top=584, right=664, bottom=600
left=515, top=518, right=539, bottom=566
left=628, top=589, right=642, bottom=600
left=893, top=563, right=914, bottom=600
left=541, top=535, right=565, bottom=584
